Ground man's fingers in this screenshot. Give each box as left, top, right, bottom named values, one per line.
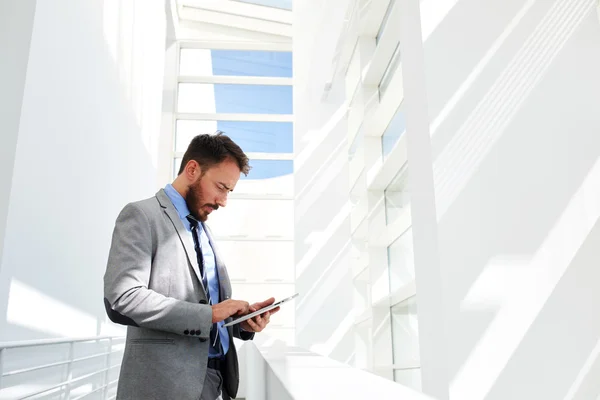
left=253, top=297, right=275, bottom=309
left=269, top=306, right=281, bottom=315
left=246, top=317, right=260, bottom=331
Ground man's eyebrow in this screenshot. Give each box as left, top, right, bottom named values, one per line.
left=219, top=182, right=232, bottom=191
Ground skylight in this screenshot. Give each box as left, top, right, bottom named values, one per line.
left=233, top=0, right=292, bottom=10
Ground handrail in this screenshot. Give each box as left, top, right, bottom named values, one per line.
left=0, top=335, right=123, bottom=350
left=0, top=335, right=125, bottom=400
left=3, top=348, right=123, bottom=377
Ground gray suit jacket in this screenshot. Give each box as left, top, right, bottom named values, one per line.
left=104, top=189, right=253, bottom=400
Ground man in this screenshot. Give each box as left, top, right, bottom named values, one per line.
left=104, top=132, right=279, bottom=400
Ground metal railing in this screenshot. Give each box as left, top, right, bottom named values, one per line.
left=0, top=335, right=125, bottom=400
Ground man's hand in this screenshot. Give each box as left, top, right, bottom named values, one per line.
left=211, top=299, right=249, bottom=323
left=240, top=297, right=280, bottom=333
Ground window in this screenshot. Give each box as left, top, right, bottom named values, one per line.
left=180, top=49, right=292, bottom=77
left=376, top=0, right=396, bottom=44
left=178, top=83, right=293, bottom=114
left=173, top=47, right=294, bottom=182
left=174, top=157, right=182, bottom=179
left=174, top=158, right=293, bottom=182
left=233, top=0, right=293, bottom=10
left=384, top=164, right=409, bottom=225
left=348, top=130, right=363, bottom=163
left=381, top=105, right=406, bottom=158
left=387, top=228, right=415, bottom=292
left=208, top=199, right=293, bottom=238
left=175, top=120, right=218, bottom=152
left=175, top=120, right=293, bottom=153
left=379, top=42, right=401, bottom=98
left=391, top=296, right=421, bottom=391
left=217, top=241, right=294, bottom=282
left=243, top=159, right=293, bottom=180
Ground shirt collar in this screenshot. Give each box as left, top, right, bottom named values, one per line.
left=164, top=184, right=191, bottom=222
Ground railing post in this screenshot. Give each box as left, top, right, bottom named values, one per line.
left=102, top=338, right=113, bottom=400
left=245, top=342, right=266, bottom=400
left=64, top=341, right=75, bottom=399
left=0, top=348, right=4, bottom=390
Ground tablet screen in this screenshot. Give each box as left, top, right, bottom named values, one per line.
left=223, top=293, right=299, bottom=327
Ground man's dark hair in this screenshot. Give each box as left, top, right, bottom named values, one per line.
left=178, top=131, right=251, bottom=176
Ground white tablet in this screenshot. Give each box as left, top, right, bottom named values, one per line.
left=223, top=293, right=299, bottom=327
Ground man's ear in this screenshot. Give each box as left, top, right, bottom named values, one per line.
left=184, top=160, right=202, bottom=180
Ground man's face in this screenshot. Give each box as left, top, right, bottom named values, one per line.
left=186, top=158, right=241, bottom=222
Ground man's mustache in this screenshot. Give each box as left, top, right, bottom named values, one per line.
left=204, top=204, right=219, bottom=211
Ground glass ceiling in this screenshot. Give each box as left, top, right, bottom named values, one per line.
left=233, top=0, right=292, bottom=10
left=177, top=0, right=292, bottom=38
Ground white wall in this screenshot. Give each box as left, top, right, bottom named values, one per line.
left=0, top=0, right=37, bottom=281
left=293, top=0, right=354, bottom=363
left=420, top=0, right=600, bottom=399
left=0, top=0, right=166, bottom=342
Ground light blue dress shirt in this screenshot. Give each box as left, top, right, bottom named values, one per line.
left=164, top=184, right=229, bottom=358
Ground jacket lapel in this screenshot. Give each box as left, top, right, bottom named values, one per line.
left=155, top=189, right=204, bottom=288
left=202, top=222, right=232, bottom=301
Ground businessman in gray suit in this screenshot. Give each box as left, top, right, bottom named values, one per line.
left=104, top=132, right=279, bottom=400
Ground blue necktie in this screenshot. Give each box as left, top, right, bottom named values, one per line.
left=186, top=215, right=222, bottom=354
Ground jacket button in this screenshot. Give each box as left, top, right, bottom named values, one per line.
left=184, top=330, right=189, bottom=335
left=199, top=338, right=207, bottom=342
left=199, top=299, right=207, bottom=305
left=189, top=330, right=196, bottom=335
left=195, top=330, right=201, bottom=336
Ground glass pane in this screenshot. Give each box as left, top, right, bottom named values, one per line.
left=235, top=173, right=293, bottom=196
left=209, top=199, right=293, bottom=238
left=393, top=368, right=421, bottom=391
left=244, top=159, right=293, bottom=180
left=388, top=228, right=415, bottom=292
left=175, top=120, right=219, bottom=152
left=176, top=120, right=293, bottom=153
left=376, top=0, right=396, bottom=43
left=379, top=42, right=401, bottom=97
left=216, top=241, right=294, bottom=281
left=173, top=157, right=182, bottom=179
left=391, top=296, right=420, bottom=365
left=180, top=49, right=292, bottom=77
left=382, top=105, right=406, bottom=158
left=384, top=164, right=409, bottom=225
left=234, top=0, right=293, bottom=10
left=178, top=83, right=293, bottom=114
left=348, top=131, right=363, bottom=162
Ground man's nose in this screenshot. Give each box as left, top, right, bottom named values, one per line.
left=216, top=195, right=227, bottom=208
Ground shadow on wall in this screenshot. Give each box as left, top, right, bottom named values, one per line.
left=421, top=0, right=600, bottom=398
left=0, top=0, right=162, bottom=342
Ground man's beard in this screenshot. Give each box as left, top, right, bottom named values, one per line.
left=186, top=180, right=218, bottom=222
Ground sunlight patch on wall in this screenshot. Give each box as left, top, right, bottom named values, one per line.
left=454, top=153, right=600, bottom=400
left=434, top=0, right=595, bottom=219
left=6, top=279, right=118, bottom=337
left=310, top=312, right=355, bottom=357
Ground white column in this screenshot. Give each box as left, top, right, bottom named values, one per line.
left=398, top=0, right=449, bottom=398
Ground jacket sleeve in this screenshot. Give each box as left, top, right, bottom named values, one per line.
left=103, top=203, right=213, bottom=339
left=233, top=324, right=255, bottom=341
